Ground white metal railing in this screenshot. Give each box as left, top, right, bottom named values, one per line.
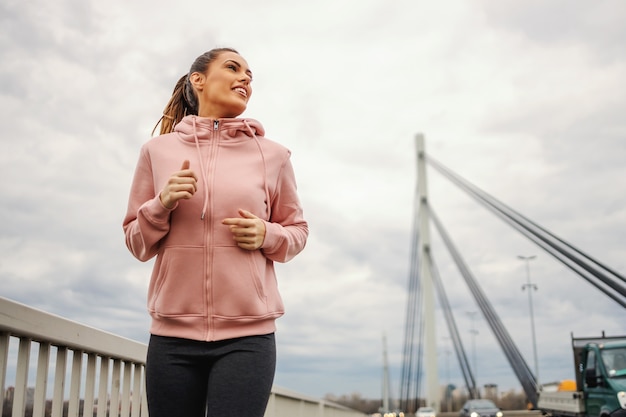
left=0, top=296, right=148, bottom=417
left=0, top=296, right=365, bottom=417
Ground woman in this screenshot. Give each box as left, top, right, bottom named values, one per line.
left=123, top=47, right=308, bottom=417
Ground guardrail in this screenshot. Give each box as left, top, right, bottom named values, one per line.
left=0, top=296, right=365, bottom=417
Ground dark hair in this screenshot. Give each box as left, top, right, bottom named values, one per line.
left=153, top=47, right=239, bottom=135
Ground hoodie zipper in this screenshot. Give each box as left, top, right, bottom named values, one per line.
left=205, top=119, right=219, bottom=340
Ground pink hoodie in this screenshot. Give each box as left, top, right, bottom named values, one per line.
left=123, top=115, right=308, bottom=342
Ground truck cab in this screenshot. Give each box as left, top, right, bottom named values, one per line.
left=581, top=341, right=626, bottom=417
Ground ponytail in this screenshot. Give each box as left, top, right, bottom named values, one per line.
left=152, top=74, right=198, bottom=136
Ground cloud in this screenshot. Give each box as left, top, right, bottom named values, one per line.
left=480, top=0, right=626, bottom=62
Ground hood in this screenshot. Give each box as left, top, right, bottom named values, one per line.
left=172, top=114, right=270, bottom=220
left=174, top=115, right=265, bottom=142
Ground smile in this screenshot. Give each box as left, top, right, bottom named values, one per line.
left=233, top=87, right=248, bottom=98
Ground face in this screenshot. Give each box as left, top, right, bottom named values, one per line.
left=191, top=51, right=253, bottom=119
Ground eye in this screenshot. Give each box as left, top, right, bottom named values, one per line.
left=227, top=64, right=237, bottom=71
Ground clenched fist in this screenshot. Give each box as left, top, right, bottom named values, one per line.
left=160, top=160, right=198, bottom=209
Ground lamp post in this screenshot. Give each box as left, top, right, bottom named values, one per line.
left=518, top=255, right=539, bottom=387
left=442, top=337, right=452, bottom=411
left=444, top=349, right=451, bottom=411
left=466, top=311, right=479, bottom=397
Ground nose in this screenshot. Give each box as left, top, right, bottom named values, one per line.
left=240, top=73, right=252, bottom=84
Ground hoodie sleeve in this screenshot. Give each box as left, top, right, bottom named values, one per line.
left=122, top=146, right=174, bottom=262
left=261, top=153, right=308, bottom=263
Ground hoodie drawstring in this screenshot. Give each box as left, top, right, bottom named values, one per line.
left=191, top=116, right=211, bottom=220
left=244, top=120, right=271, bottom=219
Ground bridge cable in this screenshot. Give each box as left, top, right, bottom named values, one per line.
left=425, top=249, right=479, bottom=398
left=426, top=156, right=626, bottom=307
left=414, top=306, right=425, bottom=410
left=460, top=197, right=626, bottom=308
left=399, top=194, right=423, bottom=410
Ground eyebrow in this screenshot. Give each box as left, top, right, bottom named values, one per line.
left=225, top=59, right=253, bottom=78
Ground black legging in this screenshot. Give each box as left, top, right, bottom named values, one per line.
left=145, top=333, right=276, bottom=417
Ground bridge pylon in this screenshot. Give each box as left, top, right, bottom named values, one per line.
left=416, top=134, right=440, bottom=412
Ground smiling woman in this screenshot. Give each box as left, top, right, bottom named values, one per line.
left=153, top=47, right=250, bottom=135
left=122, top=48, right=309, bottom=417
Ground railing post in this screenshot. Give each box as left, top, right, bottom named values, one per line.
left=121, top=361, right=132, bottom=417
left=13, top=337, right=31, bottom=417
left=141, top=380, right=149, bottom=417
left=97, top=357, right=109, bottom=417
left=51, top=346, right=68, bottom=417
left=131, top=364, right=143, bottom=417
left=110, top=359, right=122, bottom=417
left=0, top=332, right=9, bottom=417
left=33, top=342, right=51, bottom=417
left=84, top=353, right=98, bottom=417
left=67, top=350, right=83, bottom=417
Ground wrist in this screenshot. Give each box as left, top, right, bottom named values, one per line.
left=159, top=192, right=175, bottom=210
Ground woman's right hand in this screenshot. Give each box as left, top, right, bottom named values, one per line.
left=159, top=160, right=198, bottom=209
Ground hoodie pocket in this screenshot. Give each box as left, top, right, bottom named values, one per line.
left=211, top=247, right=269, bottom=318
left=150, top=247, right=206, bottom=317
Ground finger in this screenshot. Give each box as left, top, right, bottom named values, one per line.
left=222, top=218, right=239, bottom=226
left=179, top=160, right=198, bottom=182
left=222, top=217, right=253, bottom=226
left=168, top=179, right=197, bottom=194
left=182, top=171, right=198, bottom=184
left=171, top=183, right=197, bottom=194
left=169, top=176, right=197, bottom=185
left=234, top=236, right=256, bottom=247
left=171, top=191, right=193, bottom=201
left=238, top=209, right=259, bottom=219
left=231, top=227, right=257, bottom=238
left=234, top=235, right=254, bottom=243
left=236, top=237, right=261, bottom=250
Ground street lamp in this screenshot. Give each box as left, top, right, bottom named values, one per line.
left=518, top=254, right=539, bottom=387
left=442, top=337, right=452, bottom=411
left=466, top=311, right=479, bottom=397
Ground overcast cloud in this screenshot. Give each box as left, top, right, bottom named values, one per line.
left=1, top=0, right=625, bottom=400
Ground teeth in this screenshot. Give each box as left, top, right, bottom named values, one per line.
left=234, top=87, right=247, bottom=97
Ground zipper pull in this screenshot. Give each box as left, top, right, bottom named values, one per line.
left=213, top=120, right=219, bottom=130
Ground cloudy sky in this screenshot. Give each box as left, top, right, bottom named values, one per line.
left=1, top=0, right=625, bottom=402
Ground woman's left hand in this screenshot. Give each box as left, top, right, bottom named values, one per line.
left=222, top=209, right=266, bottom=250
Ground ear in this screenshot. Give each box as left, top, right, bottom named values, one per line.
left=189, top=72, right=205, bottom=91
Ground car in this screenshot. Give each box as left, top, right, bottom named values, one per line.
left=416, top=406, right=436, bottom=417
left=459, top=399, right=503, bottom=417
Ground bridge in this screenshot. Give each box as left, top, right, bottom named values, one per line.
left=1, top=136, right=624, bottom=416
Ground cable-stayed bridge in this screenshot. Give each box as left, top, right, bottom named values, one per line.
left=399, top=135, right=626, bottom=413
